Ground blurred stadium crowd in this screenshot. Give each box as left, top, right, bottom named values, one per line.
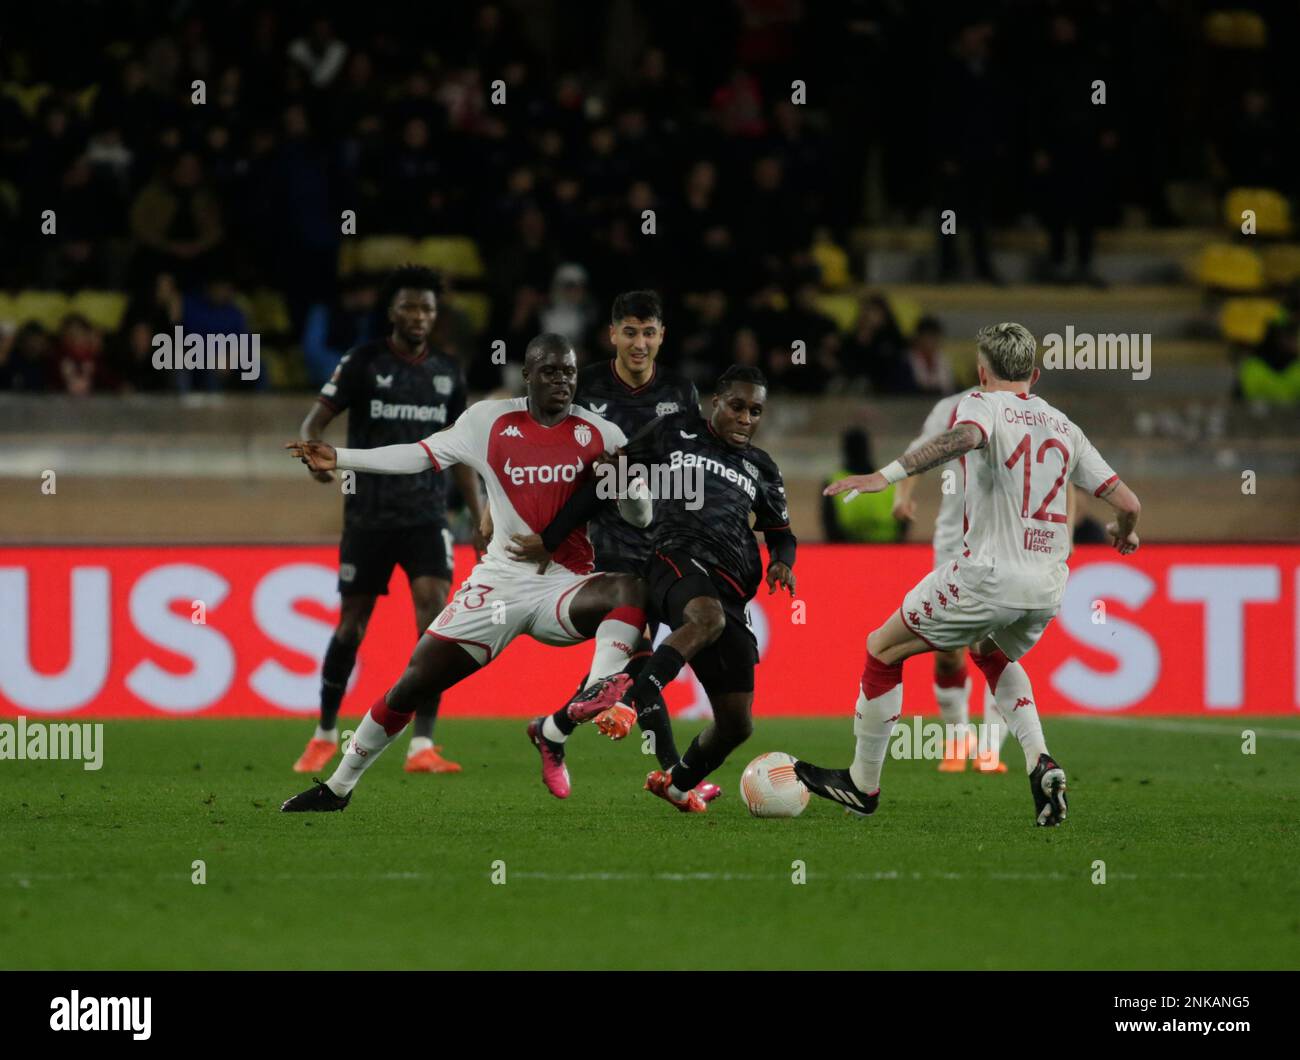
left=0, top=0, right=1297, bottom=403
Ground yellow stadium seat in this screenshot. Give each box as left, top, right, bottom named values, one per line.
left=887, top=294, right=923, bottom=338
left=248, top=289, right=292, bottom=334
left=10, top=290, right=70, bottom=330
left=412, top=236, right=485, bottom=279
left=68, top=291, right=128, bottom=331
left=1193, top=244, right=1264, bottom=291
left=2, top=82, right=51, bottom=117
left=1224, top=188, right=1292, bottom=236
left=454, top=292, right=491, bottom=333
left=813, top=293, right=858, bottom=332
left=1204, top=11, right=1267, bottom=48
left=811, top=236, right=851, bottom=290
left=1219, top=298, right=1282, bottom=344
left=337, top=239, right=362, bottom=276
left=356, top=236, right=417, bottom=272
left=1262, top=244, right=1300, bottom=286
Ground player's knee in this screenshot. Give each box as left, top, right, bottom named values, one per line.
left=934, top=650, right=965, bottom=678
left=684, top=603, right=726, bottom=644
left=335, top=619, right=368, bottom=647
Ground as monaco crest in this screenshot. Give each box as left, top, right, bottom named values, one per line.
left=574, top=422, right=592, bottom=446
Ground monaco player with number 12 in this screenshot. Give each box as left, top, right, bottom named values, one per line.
left=796, top=322, right=1142, bottom=826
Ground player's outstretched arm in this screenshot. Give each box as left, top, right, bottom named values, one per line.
left=1097, top=479, right=1141, bottom=555
left=325, top=441, right=436, bottom=475
left=825, top=424, right=983, bottom=500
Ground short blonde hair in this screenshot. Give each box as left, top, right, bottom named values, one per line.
left=976, top=322, right=1037, bottom=381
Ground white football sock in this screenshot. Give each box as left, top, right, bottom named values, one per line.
left=849, top=686, right=902, bottom=793
left=933, top=680, right=970, bottom=728
left=326, top=712, right=399, bottom=795
left=541, top=716, right=568, bottom=743
left=407, top=736, right=433, bottom=756
left=313, top=725, right=338, bottom=743
left=991, top=661, right=1048, bottom=773
left=587, top=617, right=641, bottom=682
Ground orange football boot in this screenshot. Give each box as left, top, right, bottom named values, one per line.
left=292, top=737, right=338, bottom=773
left=404, top=745, right=462, bottom=773
left=644, top=770, right=707, bottom=813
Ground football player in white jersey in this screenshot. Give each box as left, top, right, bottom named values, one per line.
left=797, top=322, right=1141, bottom=826
left=280, top=334, right=656, bottom=811
left=890, top=386, right=1000, bottom=771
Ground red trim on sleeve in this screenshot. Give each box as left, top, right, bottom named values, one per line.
left=756, top=523, right=790, bottom=533
left=418, top=440, right=441, bottom=470
left=316, top=396, right=340, bottom=412
left=1093, top=473, right=1118, bottom=497
left=954, top=419, right=988, bottom=445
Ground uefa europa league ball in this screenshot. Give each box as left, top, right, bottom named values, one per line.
left=741, top=752, right=810, bottom=818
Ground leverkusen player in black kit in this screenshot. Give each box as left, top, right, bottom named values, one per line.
left=291, top=265, right=485, bottom=776
left=512, top=365, right=797, bottom=813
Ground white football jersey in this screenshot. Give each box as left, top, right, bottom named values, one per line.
left=953, top=389, right=1117, bottom=608
left=908, top=387, right=977, bottom=560
left=419, top=397, right=627, bottom=575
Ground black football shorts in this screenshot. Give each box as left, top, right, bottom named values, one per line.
left=338, top=522, right=455, bottom=596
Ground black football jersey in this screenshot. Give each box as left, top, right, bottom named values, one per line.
left=317, top=338, right=467, bottom=529
left=574, top=359, right=700, bottom=567
left=624, top=409, right=790, bottom=600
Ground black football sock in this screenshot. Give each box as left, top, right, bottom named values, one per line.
left=319, top=634, right=360, bottom=731
left=625, top=652, right=681, bottom=769
left=669, top=732, right=729, bottom=792
left=548, top=677, right=587, bottom=737
left=412, top=694, right=440, bottom=741
left=626, top=644, right=687, bottom=716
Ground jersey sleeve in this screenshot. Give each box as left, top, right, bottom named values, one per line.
left=418, top=403, right=481, bottom=471
left=952, top=391, right=995, bottom=448
left=318, top=350, right=363, bottom=412
left=752, top=459, right=791, bottom=532
left=622, top=414, right=667, bottom=463
left=1068, top=426, right=1119, bottom=496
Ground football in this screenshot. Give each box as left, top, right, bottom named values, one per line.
left=741, top=752, right=810, bottom=818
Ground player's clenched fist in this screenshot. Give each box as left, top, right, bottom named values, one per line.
left=286, top=440, right=338, bottom=474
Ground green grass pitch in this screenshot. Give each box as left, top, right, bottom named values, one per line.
left=2, top=716, right=1297, bottom=969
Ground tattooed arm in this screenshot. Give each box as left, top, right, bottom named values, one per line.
left=823, top=424, right=983, bottom=500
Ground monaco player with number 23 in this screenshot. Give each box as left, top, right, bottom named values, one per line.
left=796, top=322, right=1142, bottom=826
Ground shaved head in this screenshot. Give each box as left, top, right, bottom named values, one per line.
left=524, top=332, right=573, bottom=372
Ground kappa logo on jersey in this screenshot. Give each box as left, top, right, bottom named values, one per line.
left=1013, top=697, right=1033, bottom=711
left=573, top=422, right=592, bottom=447
left=922, top=601, right=934, bottom=619
left=937, top=591, right=948, bottom=608
left=908, top=609, right=921, bottom=625
left=499, top=425, right=524, bottom=438
left=503, top=456, right=584, bottom=485
left=376, top=373, right=393, bottom=388
left=656, top=401, right=680, bottom=416
left=947, top=582, right=960, bottom=600
left=587, top=402, right=608, bottom=414
left=369, top=400, right=448, bottom=424
left=433, top=375, right=453, bottom=395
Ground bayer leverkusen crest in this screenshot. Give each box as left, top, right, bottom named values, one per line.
left=573, top=422, right=592, bottom=446
left=743, top=459, right=758, bottom=479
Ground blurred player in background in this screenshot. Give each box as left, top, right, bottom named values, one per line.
left=281, top=335, right=653, bottom=811
left=291, top=265, right=484, bottom=776
left=800, top=323, right=1141, bottom=826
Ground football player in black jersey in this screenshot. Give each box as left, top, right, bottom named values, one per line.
left=561, top=291, right=708, bottom=785
left=514, top=365, right=797, bottom=813
left=291, top=265, right=485, bottom=776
